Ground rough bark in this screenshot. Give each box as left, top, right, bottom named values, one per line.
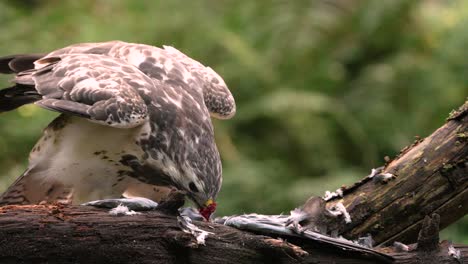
left=326, top=99, right=468, bottom=246
left=0, top=205, right=466, bottom=264
left=386, top=242, right=467, bottom=264
left=0, top=204, right=385, bottom=264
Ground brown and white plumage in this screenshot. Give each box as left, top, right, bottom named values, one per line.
left=0, top=41, right=235, bottom=217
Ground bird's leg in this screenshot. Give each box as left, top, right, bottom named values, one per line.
left=82, top=197, right=159, bottom=211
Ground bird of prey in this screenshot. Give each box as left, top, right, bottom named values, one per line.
left=0, top=41, right=235, bottom=220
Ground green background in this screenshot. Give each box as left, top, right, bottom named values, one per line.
left=0, top=0, right=466, bottom=243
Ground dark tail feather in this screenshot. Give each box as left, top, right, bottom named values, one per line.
left=0, top=55, right=17, bottom=73
left=0, top=84, right=41, bottom=112
left=0, top=53, right=45, bottom=74
left=0, top=53, right=45, bottom=112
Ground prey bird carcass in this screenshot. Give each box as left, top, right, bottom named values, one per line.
left=0, top=41, right=235, bottom=220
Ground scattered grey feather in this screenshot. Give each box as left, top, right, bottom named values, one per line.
left=354, top=234, right=374, bottom=248
left=323, top=189, right=343, bottom=201
left=448, top=244, right=462, bottom=263
left=328, top=202, right=352, bottom=223
left=180, top=207, right=205, bottom=221
left=287, top=208, right=309, bottom=233
left=215, top=213, right=393, bottom=263
left=368, top=167, right=384, bottom=179
left=83, top=197, right=159, bottom=211
left=373, top=172, right=395, bottom=183
left=393, top=241, right=410, bottom=252
left=109, top=204, right=141, bottom=216
left=177, top=215, right=213, bottom=245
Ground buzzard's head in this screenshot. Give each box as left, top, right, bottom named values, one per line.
left=183, top=180, right=219, bottom=221
left=174, top=137, right=222, bottom=221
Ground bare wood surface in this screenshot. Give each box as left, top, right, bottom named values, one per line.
left=326, top=99, right=468, bottom=246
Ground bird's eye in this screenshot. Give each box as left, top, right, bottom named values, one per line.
left=189, top=182, right=199, bottom=192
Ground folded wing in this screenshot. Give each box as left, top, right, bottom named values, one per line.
left=2, top=54, right=153, bottom=128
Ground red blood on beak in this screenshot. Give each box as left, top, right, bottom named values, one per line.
left=199, top=201, right=217, bottom=221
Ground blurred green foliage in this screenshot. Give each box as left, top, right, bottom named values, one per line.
left=0, top=0, right=466, bottom=242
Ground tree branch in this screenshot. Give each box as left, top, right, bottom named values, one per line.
left=326, top=99, right=468, bottom=245
left=0, top=204, right=387, bottom=264
left=0, top=204, right=467, bottom=263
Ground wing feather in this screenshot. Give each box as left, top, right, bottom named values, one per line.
left=41, top=41, right=235, bottom=119
left=15, top=54, right=153, bottom=128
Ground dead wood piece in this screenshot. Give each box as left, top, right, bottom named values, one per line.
left=382, top=242, right=468, bottom=264
left=324, top=99, right=468, bottom=245
left=417, top=214, right=440, bottom=252
left=0, top=205, right=395, bottom=264
left=258, top=238, right=308, bottom=260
